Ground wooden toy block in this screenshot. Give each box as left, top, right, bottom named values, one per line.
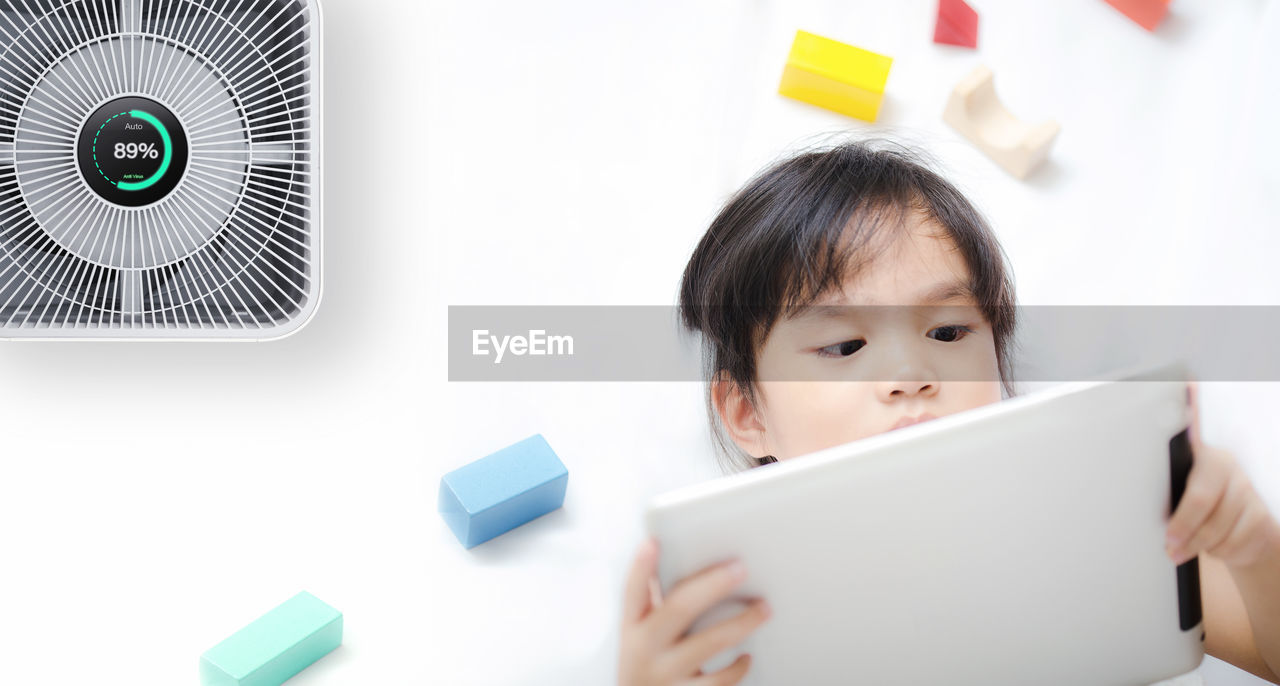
left=942, top=65, right=1061, bottom=180
left=200, top=591, right=343, bottom=686
left=439, top=434, right=569, bottom=548
left=1103, top=0, right=1170, bottom=31
left=778, top=30, right=893, bottom=122
left=934, top=0, right=979, bottom=49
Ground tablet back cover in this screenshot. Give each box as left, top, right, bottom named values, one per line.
left=647, top=379, right=1204, bottom=685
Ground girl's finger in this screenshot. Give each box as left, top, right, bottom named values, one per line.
left=1173, top=473, right=1246, bottom=564
left=683, top=653, right=752, bottom=686
left=1186, top=381, right=1203, bottom=446
left=623, top=538, right=659, bottom=625
left=652, top=559, right=749, bottom=646
left=664, top=599, right=771, bottom=677
left=1167, top=447, right=1230, bottom=547
left=1217, top=502, right=1269, bottom=567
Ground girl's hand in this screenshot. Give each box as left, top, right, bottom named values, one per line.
left=1166, top=382, right=1280, bottom=570
left=618, top=538, right=771, bottom=686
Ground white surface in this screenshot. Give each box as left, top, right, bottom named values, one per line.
left=0, top=1, right=1277, bottom=685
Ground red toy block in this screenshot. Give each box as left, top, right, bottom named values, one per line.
left=934, top=0, right=978, bottom=49
left=1103, top=0, right=1170, bottom=31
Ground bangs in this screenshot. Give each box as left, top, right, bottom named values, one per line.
left=775, top=199, right=917, bottom=325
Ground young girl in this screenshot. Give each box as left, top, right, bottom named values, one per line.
left=617, top=141, right=1280, bottom=685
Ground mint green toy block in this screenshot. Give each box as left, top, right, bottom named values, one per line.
left=200, top=591, right=343, bottom=686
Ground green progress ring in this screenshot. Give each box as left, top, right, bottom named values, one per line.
left=93, top=109, right=174, bottom=192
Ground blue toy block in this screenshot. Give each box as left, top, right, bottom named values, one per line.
left=200, top=591, right=342, bottom=686
left=439, top=433, right=569, bottom=548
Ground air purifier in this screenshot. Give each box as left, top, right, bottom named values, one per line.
left=0, top=0, right=321, bottom=339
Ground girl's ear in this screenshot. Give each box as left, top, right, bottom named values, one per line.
left=711, top=372, right=770, bottom=459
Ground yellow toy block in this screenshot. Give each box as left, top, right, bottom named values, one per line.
left=778, top=30, right=893, bottom=122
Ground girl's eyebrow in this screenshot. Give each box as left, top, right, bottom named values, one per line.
left=918, top=279, right=975, bottom=304
left=789, top=279, right=975, bottom=321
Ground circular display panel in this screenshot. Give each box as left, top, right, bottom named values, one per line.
left=76, top=96, right=189, bottom=207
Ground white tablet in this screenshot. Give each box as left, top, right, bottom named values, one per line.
left=647, top=369, right=1204, bottom=685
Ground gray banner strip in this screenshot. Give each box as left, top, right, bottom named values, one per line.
left=449, top=306, right=1280, bottom=381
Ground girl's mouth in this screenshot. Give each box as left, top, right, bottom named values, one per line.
left=891, top=413, right=938, bottom=431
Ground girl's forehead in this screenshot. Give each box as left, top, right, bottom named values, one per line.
left=825, top=220, right=972, bottom=307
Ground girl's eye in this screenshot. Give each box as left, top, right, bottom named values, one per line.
left=817, top=339, right=865, bottom=358
left=930, top=325, right=975, bottom=343
left=817, top=326, right=974, bottom=358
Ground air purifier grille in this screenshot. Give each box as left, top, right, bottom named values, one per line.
left=0, top=0, right=320, bottom=339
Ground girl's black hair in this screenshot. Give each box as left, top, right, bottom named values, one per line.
left=678, top=139, right=1019, bottom=471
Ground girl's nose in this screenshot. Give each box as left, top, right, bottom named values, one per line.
left=877, top=378, right=939, bottom=400
left=873, top=351, right=941, bottom=400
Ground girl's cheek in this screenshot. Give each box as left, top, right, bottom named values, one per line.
left=787, top=384, right=873, bottom=456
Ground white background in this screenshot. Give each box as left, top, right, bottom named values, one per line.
left=1, top=0, right=1278, bottom=684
